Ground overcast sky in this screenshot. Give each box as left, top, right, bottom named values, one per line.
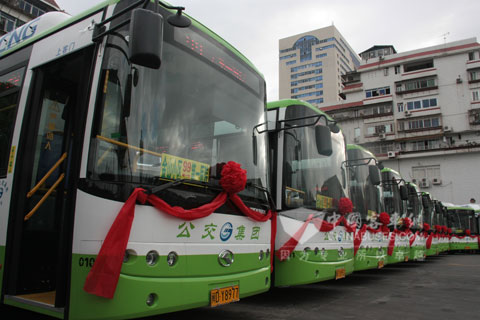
left=55, top=0, right=480, bottom=101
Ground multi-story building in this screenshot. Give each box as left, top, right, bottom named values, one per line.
left=278, top=25, right=360, bottom=106
left=321, top=38, right=480, bottom=204
left=0, top=0, right=59, bottom=36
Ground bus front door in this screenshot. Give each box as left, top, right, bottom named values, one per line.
left=5, top=47, right=94, bottom=310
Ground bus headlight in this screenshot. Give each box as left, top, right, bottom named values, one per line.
left=167, top=251, right=178, bottom=266
left=146, top=293, right=157, bottom=306
left=259, top=250, right=264, bottom=260
left=146, top=250, right=159, bottom=266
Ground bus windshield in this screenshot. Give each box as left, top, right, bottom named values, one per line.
left=87, top=16, right=268, bottom=204
left=282, top=108, right=347, bottom=214
left=456, top=210, right=477, bottom=233
left=407, top=185, right=423, bottom=228
left=382, top=172, right=405, bottom=227
left=347, top=149, right=383, bottom=223
left=422, top=195, right=435, bottom=226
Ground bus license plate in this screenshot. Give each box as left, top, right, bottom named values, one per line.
left=210, top=285, right=239, bottom=307
left=335, top=268, right=346, bottom=280
left=378, top=261, right=384, bottom=269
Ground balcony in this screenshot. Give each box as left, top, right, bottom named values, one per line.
left=395, top=77, right=438, bottom=95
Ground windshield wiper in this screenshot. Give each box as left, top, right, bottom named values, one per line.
left=245, top=181, right=276, bottom=210
left=146, top=178, right=223, bottom=195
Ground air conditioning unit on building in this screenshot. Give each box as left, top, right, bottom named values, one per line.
left=379, top=133, right=386, bottom=140
left=420, top=178, right=430, bottom=188
left=456, top=77, right=462, bottom=84
left=444, top=126, right=452, bottom=132
left=432, top=178, right=442, bottom=185
left=404, top=110, right=412, bottom=117
left=387, top=151, right=396, bottom=158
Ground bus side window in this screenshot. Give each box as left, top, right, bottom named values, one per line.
left=0, top=67, right=25, bottom=177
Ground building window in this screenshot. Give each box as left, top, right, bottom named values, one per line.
left=404, top=59, right=434, bottom=73
left=291, top=91, right=323, bottom=99
left=354, top=127, right=361, bottom=138
left=362, top=103, right=393, bottom=117
left=290, top=68, right=322, bottom=79
left=286, top=60, right=296, bottom=65
left=384, top=68, right=389, bottom=76
left=291, top=83, right=323, bottom=94
left=290, top=61, right=322, bottom=73
left=0, top=12, right=19, bottom=33
left=368, top=142, right=395, bottom=155
left=366, top=123, right=393, bottom=136
left=397, top=103, right=404, bottom=112
left=403, top=117, right=441, bottom=131
left=394, top=65, right=401, bottom=74
left=411, top=140, right=441, bottom=151
left=406, top=98, right=437, bottom=110
left=397, top=78, right=436, bottom=93
left=469, top=109, right=480, bottom=124
left=468, top=52, right=475, bottom=61
left=18, top=1, right=46, bottom=18
left=291, top=75, right=323, bottom=87
left=473, top=91, right=480, bottom=102
left=280, top=53, right=297, bottom=60
left=469, top=70, right=480, bottom=81
left=306, top=98, right=324, bottom=104
left=365, top=86, right=390, bottom=98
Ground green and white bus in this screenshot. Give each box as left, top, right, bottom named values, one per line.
left=0, top=1, right=274, bottom=318
left=433, top=200, right=449, bottom=253
left=345, top=144, right=387, bottom=271
left=446, top=205, right=479, bottom=252
left=405, top=182, right=426, bottom=261
left=381, top=168, right=409, bottom=264
left=422, top=192, right=439, bottom=256
left=266, top=99, right=354, bottom=286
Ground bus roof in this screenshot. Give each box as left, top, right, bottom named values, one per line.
left=406, top=181, right=420, bottom=191
left=446, top=206, right=475, bottom=212
left=381, top=167, right=401, bottom=177
left=267, top=99, right=334, bottom=121
left=346, top=144, right=376, bottom=157
left=0, top=0, right=264, bottom=78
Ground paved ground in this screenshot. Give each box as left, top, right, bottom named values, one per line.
left=2, top=253, right=479, bottom=319
left=160, top=253, right=480, bottom=320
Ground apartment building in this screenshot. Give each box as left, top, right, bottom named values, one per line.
left=321, top=38, right=480, bottom=204
left=278, top=25, right=360, bottom=106
left=0, top=0, right=59, bottom=35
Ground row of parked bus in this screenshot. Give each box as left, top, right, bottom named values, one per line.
left=0, top=1, right=478, bottom=319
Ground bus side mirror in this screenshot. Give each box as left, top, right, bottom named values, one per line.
left=368, top=165, right=381, bottom=185
left=400, top=185, right=408, bottom=200
left=129, top=9, right=163, bottom=69
left=315, top=125, right=332, bottom=156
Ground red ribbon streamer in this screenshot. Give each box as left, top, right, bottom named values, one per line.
left=275, top=214, right=314, bottom=261
left=84, top=162, right=274, bottom=299
left=353, top=224, right=368, bottom=256
left=276, top=213, right=357, bottom=261
left=426, top=233, right=433, bottom=249
left=387, top=231, right=396, bottom=256
left=409, top=231, right=419, bottom=247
